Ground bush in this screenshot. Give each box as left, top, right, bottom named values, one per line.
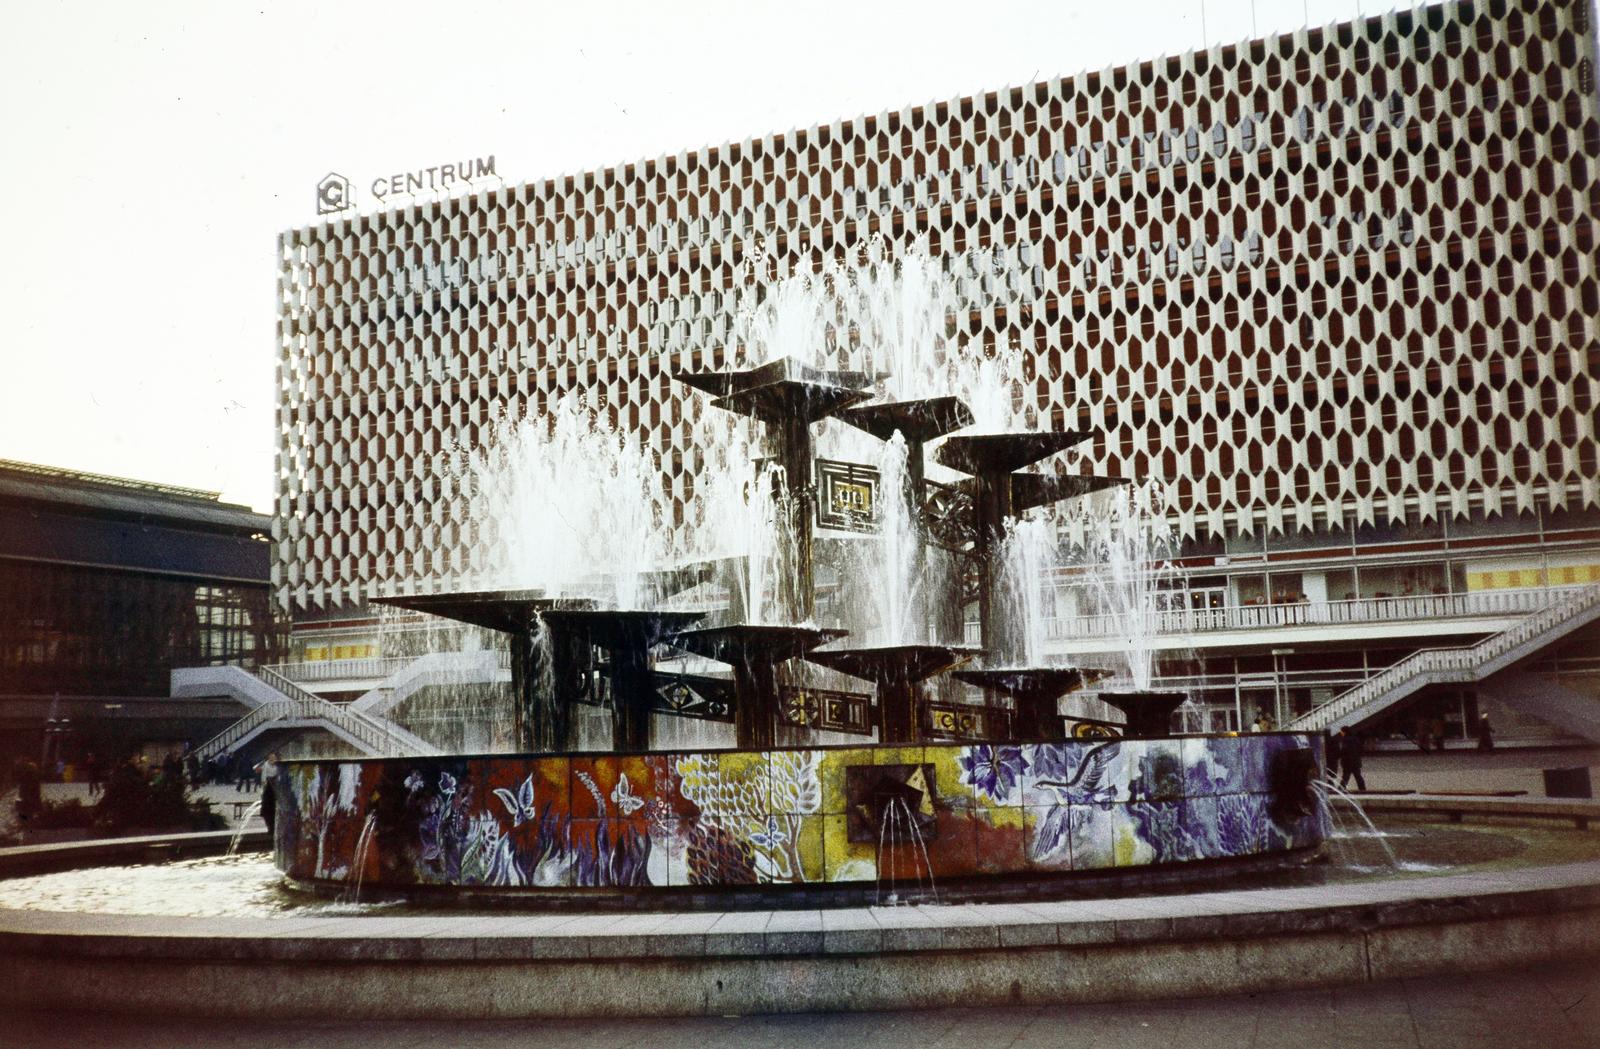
left=94, top=762, right=224, bottom=833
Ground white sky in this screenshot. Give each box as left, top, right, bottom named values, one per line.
left=0, top=0, right=1366, bottom=511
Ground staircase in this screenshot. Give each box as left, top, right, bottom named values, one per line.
left=1289, top=583, right=1600, bottom=733
left=178, top=665, right=442, bottom=761
left=348, top=650, right=503, bottom=717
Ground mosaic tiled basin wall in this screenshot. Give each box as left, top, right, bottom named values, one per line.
left=274, top=734, right=1327, bottom=893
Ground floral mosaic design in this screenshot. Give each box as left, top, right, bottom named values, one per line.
left=274, top=734, right=1327, bottom=892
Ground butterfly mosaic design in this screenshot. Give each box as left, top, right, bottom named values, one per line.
left=493, top=774, right=538, bottom=826
left=611, top=773, right=645, bottom=816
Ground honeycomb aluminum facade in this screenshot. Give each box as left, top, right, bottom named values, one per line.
left=277, top=0, right=1600, bottom=612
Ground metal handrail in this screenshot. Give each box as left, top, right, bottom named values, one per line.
left=193, top=701, right=293, bottom=761
left=264, top=656, right=415, bottom=682
left=1048, top=586, right=1572, bottom=640
left=256, top=665, right=420, bottom=757
left=1291, top=583, right=1600, bottom=729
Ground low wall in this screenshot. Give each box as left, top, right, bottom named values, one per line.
left=2, top=858, right=1597, bottom=1019
left=275, top=734, right=1327, bottom=898
left=0, top=829, right=270, bottom=879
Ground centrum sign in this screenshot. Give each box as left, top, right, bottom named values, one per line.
left=314, top=155, right=499, bottom=215
left=371, top=156, right=498, bottom=201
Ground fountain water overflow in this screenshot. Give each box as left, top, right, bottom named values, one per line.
left=276, top=250, right=1328, bottom=904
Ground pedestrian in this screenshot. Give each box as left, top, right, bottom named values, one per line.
left=1431, top=716, right=1447, bottom=752
left=13, top=759, right=42, bottom=825
left=1338, top=726, right=1366, bottom=792
left=1477, top=714, right=1494, bottom=752
left=1414, top=715, right=1431, bottom=753
left=86, top=753, right=102, bottom=798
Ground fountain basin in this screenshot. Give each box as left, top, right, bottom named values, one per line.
left=4, top=802, right=1598, bottom=1019
left=837, top=396, right=974, bottom=444
left=271, top=733, right=1326, bottom=902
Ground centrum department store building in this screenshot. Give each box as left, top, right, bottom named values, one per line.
left=250, top=0, right=1600, bottom=752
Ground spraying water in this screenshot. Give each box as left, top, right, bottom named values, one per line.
left=993, top=517, right=1056, bottom=666
left=861, top=433, right=924, bottom=644
left=226, top=800, right=261, bottom=857
left=464, top=395, right=669, bottom=607
left=342, top=813, right=379, bottom=904
left=1065, top=481, right=1180, bottom=690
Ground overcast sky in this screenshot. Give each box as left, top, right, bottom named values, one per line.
left=0, top=0, right=1367, bottom=511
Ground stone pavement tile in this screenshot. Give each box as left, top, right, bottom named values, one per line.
left=1537, top=959, right=1600, bottom=1032
left=701, top=1010, right=936, bottom=1049
left=820, top=905, right=882, bottom=954
left=763, top=907, right=823, bottom=953
left=1020, top=1001, right=1187, bottom=1049
left=1250, top=986, right=1417, bottom=1049
left=1402, top=971, right=1586, bottom=1049
left=581, top=911, right=672, bottom=957
left=1163, top=993, right=1270, bottom=1049
left=916, top=901, right=1003, bottom=949
left=868, top=903, right=944, bottom=951
left=921, top=1004, right=1044, bottom=1049
left=453, top=913, right=581, bottom=936
left=704, top=908, right=770, bottom=956
left=641, top=909, right=722, bottom=956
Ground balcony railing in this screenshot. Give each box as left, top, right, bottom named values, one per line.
left=265, top=656, right=416, bottom=683
left=1045, top=586, right=1571, bottom=640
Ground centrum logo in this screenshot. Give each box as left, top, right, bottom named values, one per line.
left=316, top=172, right=354, bottom=215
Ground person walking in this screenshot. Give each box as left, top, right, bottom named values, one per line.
left=1338, top=726, right=1366, bottom=792
left=1477, top=714, right=1494, bottom=752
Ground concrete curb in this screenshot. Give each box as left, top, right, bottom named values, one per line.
left=2, top=860, right=1598, bottom=1018
left=2, top=800, right=1597, bottom=1018
left=1353, top=793, right=1600, bottom=828
left=0, top=829, right=271, bottom=878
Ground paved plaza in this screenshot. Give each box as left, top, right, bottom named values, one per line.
left=1356, top=744, right=1600, bottom=796
left=1, top=962, right=1596, bottom=1048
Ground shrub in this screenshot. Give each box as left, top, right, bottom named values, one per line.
left=94, top=762, right=223, bottom=833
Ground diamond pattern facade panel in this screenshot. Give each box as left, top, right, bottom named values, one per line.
left=277, top=0, right=1600, bottom=611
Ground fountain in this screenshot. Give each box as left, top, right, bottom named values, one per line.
left=667, top=623, right=843, bottom=748
left=265, top=256, right=1326, bottom=904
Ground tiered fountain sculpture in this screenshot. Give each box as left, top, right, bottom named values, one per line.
left=275, top=346, right=1327, bottom=904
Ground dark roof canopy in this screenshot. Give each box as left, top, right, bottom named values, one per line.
left=0, top=459, right=271, bottom=583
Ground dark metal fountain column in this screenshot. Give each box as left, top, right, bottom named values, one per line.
left=372, top=591, right=596, bottom=753
left=668, top=625, right=844, bottom=749
left=806, top=644, right=981, bottom=744
left=838, top=395, right=974, bottom=550
left=951, top=667, right=1110, bottom=740
left=779, top=409, right=817, bottom=620
left=933, top=433, right=1092, bottom=661
left=675, top=358, right=875, bottom=622
left=542, top=609, right=705, bottom=753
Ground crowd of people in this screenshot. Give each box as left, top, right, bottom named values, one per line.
left=186, top=751, right=268, bottom=792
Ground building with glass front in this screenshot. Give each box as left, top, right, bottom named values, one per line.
left=271, top=0, right=1600, bottom=747
left=0, top=459, right=284, bottom=771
